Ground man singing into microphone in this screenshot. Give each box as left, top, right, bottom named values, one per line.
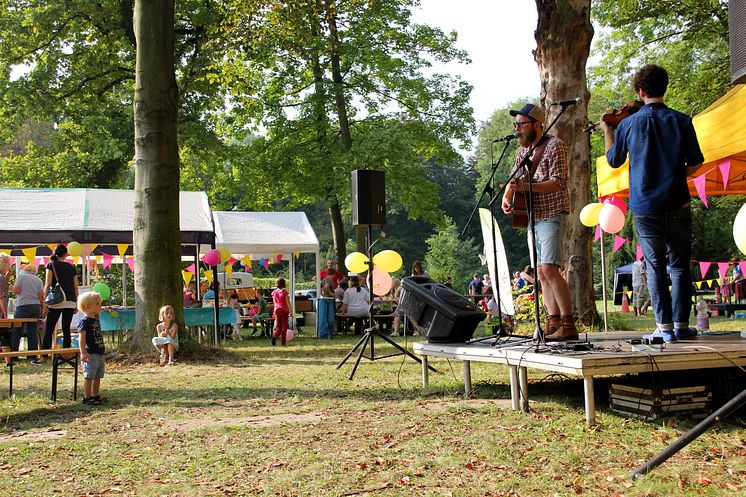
left=501, top=103, right=576, bottom=340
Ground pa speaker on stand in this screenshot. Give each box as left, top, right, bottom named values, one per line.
left=352, top=169, right=386, bottom=226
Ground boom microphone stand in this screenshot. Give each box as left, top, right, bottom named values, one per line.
left=462, top=135, right=520, bottom=342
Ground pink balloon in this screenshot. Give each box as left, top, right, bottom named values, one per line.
left=202, top=249, right=221, bottom=266
left=598, top=203, right=625, bottom=234
left=371, top=267, right=393, bottom=296
left=603, top=195, right=627, bottom=215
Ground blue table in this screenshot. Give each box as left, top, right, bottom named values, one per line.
left=100, top=308, right=238, bottom=346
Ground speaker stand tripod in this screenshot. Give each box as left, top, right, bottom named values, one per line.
left=336, top=225, right=435, bottom=380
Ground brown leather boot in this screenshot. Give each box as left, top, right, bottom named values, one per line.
left=545, top=315, right=579, bottom=341
left=545, top=315, right=561, bottom=336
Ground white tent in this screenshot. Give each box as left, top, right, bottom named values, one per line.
left=0, top=188, right=214, bottom=245
left=212, top=211, right=322, bottom=321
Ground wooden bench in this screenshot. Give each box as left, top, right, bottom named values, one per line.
left=0, top=348, right=79, bottom=400
left=708, top=303, right=746, bottom=317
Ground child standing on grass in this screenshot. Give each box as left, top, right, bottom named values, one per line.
left=249, top=288, right=270, bottom=334
left=78, top=291, right=106, bottom=406
left=271, top=278, right=291, bottom=346
left=227, top=291, right=243, bottom=340
left=152, top=305, right=179, bottom=366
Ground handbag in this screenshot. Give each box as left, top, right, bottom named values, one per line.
left=44, top=262, right=67, bottom=306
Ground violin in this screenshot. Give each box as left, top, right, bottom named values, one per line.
left=583, top=100, right=644, bottom=132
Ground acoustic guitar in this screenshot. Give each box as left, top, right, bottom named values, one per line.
left=510, top=136, right=549, bottom=229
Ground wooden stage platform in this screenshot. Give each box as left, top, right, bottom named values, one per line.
left=413, top=331, right=746, bottom=425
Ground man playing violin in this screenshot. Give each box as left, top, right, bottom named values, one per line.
left=602, top=64, right=704, bottom=343
left=501, top=103, right=576, bottom=341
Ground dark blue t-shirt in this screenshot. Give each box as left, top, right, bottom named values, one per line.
left=78, top=316, right=105, bottom=355
left=606, top=103, right=704, bottom=214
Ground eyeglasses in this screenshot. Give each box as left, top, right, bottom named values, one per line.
left=514, top=121, right=534, bottom=129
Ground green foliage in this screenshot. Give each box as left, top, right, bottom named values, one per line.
left=423, top=217, right=480, bottom=292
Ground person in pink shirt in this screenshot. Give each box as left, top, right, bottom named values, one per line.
left=271, top=277, right=291, bottom=346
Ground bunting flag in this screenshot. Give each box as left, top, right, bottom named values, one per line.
left=126, top=257, right=135, bottom=272
left=627, top=291, right=633, bottom=299
left=241, top=255, right=252, bottom=269
left=741, top=261, right=746, bottom=276
left=21, top=247, right=37, bottom=263
left=102, top=254, right=113, bottom=269
left=34, top=257, right=42, bottom=268
left=594, top=224, right=602, bottom=241
left=716, top=278, right=722, bottom=286
left=263, top=258, right=270, bottom=270
left=83, top=244, right=99, bottom=256
left=7, top=257, right=15, bottom=267
left=696, top=281, right=703, bottom=289
left=636, top=244, right=643, bottom=261
left=612, top=235, right=626, bottom=253
left=204, top=269, right=213, bottom=283
left=259, top=257, right=265, bottom=268
left=224, top=265, right=233, bottom=276
left=699, top=261, right=712, bottom=279
left=116, top=244, right=129, bottom=258
left=182, top=270, right=193, bottom=285
left=718, top=158, right=731, bottom=190
left=276, top=253, right=283, bottom=263
left=693, top=174, right=709, bottom=208
left=185, top=263, right=196, bottom=274
left=72, top=256, right=81, bottom=265
left=47, top=244, right=57, bottom=253
left=295, top=251, right=300, bottom=258
left=717, top=262, right=730, bottom=278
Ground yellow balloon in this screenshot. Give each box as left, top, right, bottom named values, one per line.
left=345, top=252, right=369, bottom=273
left=217, top=247, right=232, bottom=262
left=579, top=203, right=604, bottom=227
left=734, top=203, right=746, bottom=255
left=67, top=241, right=83, bottom=257
left=372, top=250, right=403, bottom=272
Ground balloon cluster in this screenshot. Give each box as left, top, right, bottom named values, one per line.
left=580, top=196, right=627, bottom=234
left=202, top=247, right=234, bottom=266
left=344, top=250, right=403, bottom=296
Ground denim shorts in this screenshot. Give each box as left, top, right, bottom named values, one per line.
left=528, top=215, right=562, bottom=266
left=82, top=353, right=105, bottom=379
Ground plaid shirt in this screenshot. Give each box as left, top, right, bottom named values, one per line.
left=512, top=135, right=570, bottom=221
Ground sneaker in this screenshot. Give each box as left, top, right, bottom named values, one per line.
left=674, top=327, right=698, bottom=340
left=642, top=329, right=676, bottom=343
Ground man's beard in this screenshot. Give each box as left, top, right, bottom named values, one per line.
left=518, top=126, right=537, bottom=148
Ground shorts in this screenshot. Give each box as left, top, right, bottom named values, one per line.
left=633, top=284, right=649, bottom=307
left=528, top=215, right=563, bottom=267
left=82, top=353, right=105, bottom=380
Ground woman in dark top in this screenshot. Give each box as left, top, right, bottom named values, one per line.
left=40, top=244, right=79, bottom=360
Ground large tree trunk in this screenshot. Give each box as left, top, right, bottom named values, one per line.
left=130, top=0, right=184, bottom=350
left=534, top=0, right=599, bottom=324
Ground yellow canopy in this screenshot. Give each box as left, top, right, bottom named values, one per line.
left=597, top=84, right=746, bottom=198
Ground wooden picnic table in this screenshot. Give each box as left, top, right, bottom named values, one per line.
left=0, top=348, right=79, bottom=400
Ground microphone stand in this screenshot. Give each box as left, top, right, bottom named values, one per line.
left=486, top=103, right=573, bottom=349
left=462, top=137, right=516, bottom=341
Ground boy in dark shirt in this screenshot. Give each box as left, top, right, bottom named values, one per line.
left=77, top=291, right=106, bottom=405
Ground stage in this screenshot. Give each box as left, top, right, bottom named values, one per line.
left=413, top=331, right=746, bottom=425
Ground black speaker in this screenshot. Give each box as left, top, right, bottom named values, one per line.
left=731, top=0, right=746, bottom=84
left=352, top=169, right=386, bottom=226
left=399, top=276, right=486, bottom=343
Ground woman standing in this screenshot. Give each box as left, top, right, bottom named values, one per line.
left=11, top=264, right=45, bottom=362
left=40, top=244, right=79, bottom=360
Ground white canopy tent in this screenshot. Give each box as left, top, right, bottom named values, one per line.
left=211, top=211, right=322, bottom=318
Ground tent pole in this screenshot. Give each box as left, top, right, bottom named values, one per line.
left=600, top=230, right=608, bottom=333
left=122, top=254, right=127, bottom=306
left=290, top=254, right=296, bottom=329
left=315, top=250, right=321, bottom=338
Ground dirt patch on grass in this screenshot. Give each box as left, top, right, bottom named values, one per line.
left=0, top=429, right=68, bottom=443
left=164, top=412, right=326, bottom=431
left=420, top=398, right=514, bottom=412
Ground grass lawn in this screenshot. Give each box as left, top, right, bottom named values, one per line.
left=1, top=315, right=745, bottom=496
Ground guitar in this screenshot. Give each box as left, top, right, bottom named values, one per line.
left=509, top=136, right=549, bottom=229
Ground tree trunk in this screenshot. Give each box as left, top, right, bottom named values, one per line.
left=534, top=0, right=599, bottom=324
left=130, top=0, right=184, bottom=350
left=328, top=201, right=346, bottom=271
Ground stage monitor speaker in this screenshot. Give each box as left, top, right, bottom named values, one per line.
left=399, top=276, right=486, bottom=343
left=731, top=0, right=746, bottom=84
left=352, top=169, right=386, bottom=226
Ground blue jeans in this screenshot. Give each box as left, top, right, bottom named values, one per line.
left=634, top=207, right=692, bottom=328
left=317, top=298, right=335, bottom=339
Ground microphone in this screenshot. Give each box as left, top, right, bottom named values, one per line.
left=551, top=97, right=582, bottom=107
left=493, top=131, right=519, bottom=143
